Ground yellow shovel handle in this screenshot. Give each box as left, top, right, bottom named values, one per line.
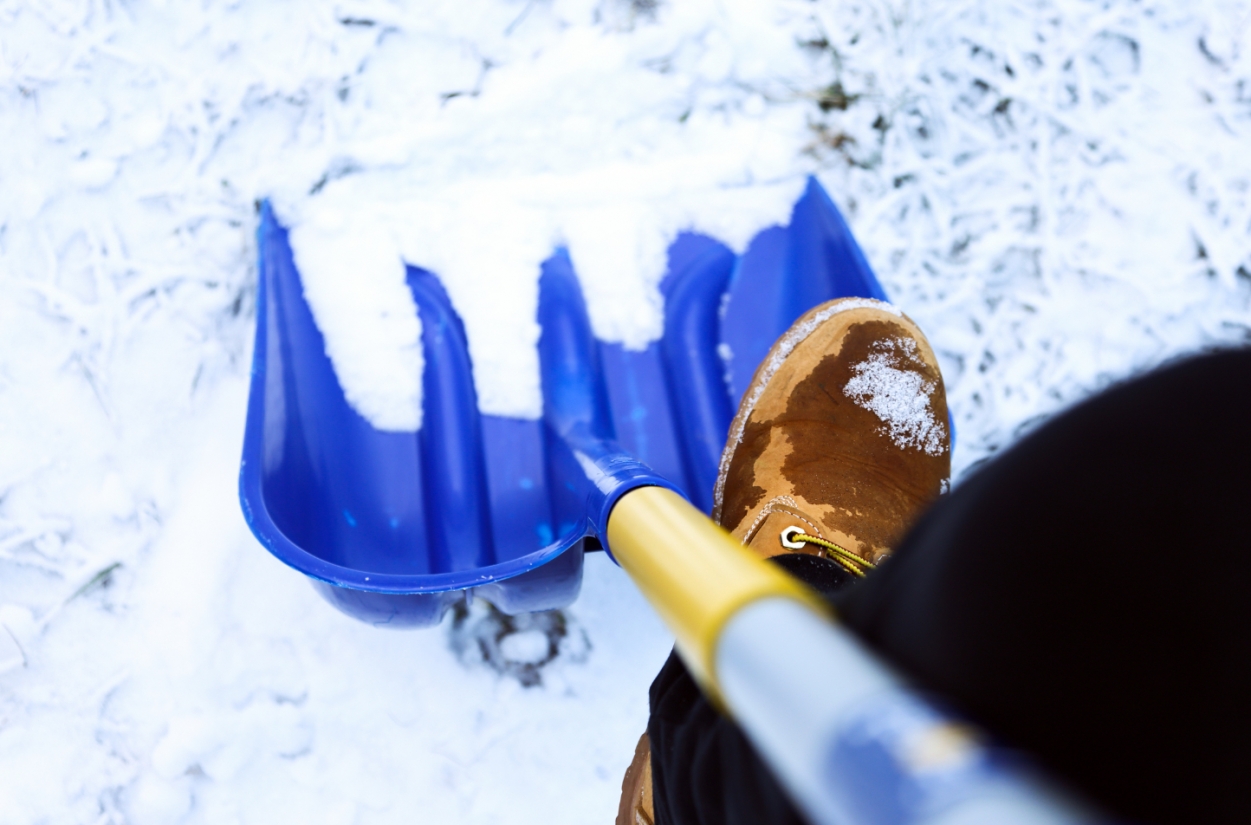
left=606, top=486, right=829, bottom=701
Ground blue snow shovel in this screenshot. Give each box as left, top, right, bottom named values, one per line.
left=239, top=177, right=891, bottom=627
left=239, top=178, right=1102, bottom=825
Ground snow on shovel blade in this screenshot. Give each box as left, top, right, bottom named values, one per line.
left=239, top=178, right=896, bottom=627
left=239, top=204, right=584, bottom=628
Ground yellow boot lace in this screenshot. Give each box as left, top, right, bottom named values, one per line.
left=779, top=526, right=877, bottom=578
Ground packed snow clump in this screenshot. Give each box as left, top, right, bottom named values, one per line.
left=274, top=2, right=820, bottom=426
left=289, top=212, right=424, bottom=430
left=844, top=338, right=947, bottom=456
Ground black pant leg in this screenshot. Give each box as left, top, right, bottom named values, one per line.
left=648, top=348, right=1251, bottom=825
left=835, top=347, right=1251, bottom=824
left=649, top=555, right=856, bottom=825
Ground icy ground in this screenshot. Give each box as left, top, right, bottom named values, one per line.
left=1, top=1, right=1249, bottom=823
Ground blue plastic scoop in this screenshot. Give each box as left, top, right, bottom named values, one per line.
left=239, top=177, right=894, bottom=627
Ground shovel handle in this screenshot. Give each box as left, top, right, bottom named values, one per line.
left=605, top=485, right=1099, bottom=825
left=605, top=485, right=828, bottom=701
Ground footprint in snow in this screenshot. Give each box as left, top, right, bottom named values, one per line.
left=447, top=599, right=590, bottom=687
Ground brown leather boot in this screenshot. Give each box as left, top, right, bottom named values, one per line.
left=616, top=733, right=654, bottom=825
left=615, top=298, right=950, bottom=823
left=714, top=297, right=951, bottom=566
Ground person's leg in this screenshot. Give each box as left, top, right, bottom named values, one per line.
left=646, top=555, right=858, bottom=825
left=640, top=344, right=1251, bottom=825
left=630, top=298, right=952, bottom=825
left=835, top=347, right=1251, bottom=824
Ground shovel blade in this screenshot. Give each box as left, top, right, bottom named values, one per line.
left=240, top=205, right=586, bottom=627
left=240, top=178, right=893, bottom=626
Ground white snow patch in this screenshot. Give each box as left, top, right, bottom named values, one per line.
left=288, top=211, right=424, bottom=431
left=844, top=338, right=947, bottom=456
left=498, top=629, right=552, bottom=665
left=270, top=4, right=817, bottom=422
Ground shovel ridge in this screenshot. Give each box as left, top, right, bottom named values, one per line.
left=240, top=178, right=901, bottom=626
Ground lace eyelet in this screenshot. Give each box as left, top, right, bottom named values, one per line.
left=780, top=525, right=808, bottom=549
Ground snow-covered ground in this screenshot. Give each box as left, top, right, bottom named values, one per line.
left=1, top=1, right=1248, bottom=823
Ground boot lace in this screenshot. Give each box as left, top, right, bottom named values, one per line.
left=780, top=526, right=877, bottom=578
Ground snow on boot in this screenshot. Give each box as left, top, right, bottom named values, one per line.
left=713, top=297, right=951, bottom=567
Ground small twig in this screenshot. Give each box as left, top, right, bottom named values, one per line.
left=0, top=624, right=27, bottom=670
left=69, top=561, right=123, bottom=602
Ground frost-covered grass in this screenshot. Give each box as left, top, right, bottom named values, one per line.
left=796, top=0, right=1251, bottom=469
left=0, top=0, right=1247, bottom=823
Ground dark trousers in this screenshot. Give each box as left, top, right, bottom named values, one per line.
left=648, top=348, right=1251, bottom=825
